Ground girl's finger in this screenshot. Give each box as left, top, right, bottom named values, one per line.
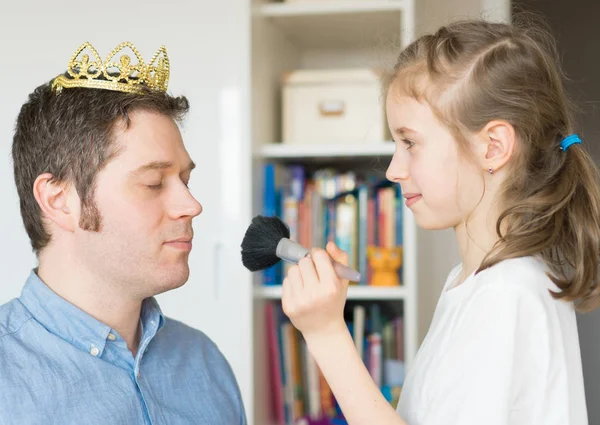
left=298, top=256, right=319, bottom=291
left=288, top=264, right=304, bottom=301
left=311, top=248, right=339, bottom=289
left=288, top=264, right=304, bottom=288
left=326, top=241, right=349, bottom=266
left=281, top=277, right=293, bottom=315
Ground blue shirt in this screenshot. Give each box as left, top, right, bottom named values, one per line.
left=0, top=271, right=247, bottom=425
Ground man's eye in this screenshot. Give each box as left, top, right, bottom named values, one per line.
left=147, top=183, right=163, bottom=190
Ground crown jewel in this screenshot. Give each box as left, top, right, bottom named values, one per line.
left=52, top=42, right=170, bottom=94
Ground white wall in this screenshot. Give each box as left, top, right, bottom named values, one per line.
left=1, top=0, right=254, bottom=419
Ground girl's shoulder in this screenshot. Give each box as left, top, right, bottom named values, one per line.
left=475, top=256, right=559, bottom=301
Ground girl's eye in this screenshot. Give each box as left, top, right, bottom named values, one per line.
left=147, top=183, right=163, bottom=190
left=402, top=139, right=415, bottom=150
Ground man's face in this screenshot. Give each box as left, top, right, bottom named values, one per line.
left=73, top=109, right=202, bottom=299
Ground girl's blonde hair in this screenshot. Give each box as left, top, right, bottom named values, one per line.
left=387, top=17, right=600, bottom=311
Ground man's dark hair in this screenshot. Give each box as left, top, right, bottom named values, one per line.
left=12, top=81, right=189, bottom=254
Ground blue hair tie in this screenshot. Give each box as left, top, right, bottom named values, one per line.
left=560, top=134, right=582, bottom=151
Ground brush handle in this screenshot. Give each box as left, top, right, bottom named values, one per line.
left=276, top=238, right=362, bottom=282
left=331, top=261, right=362, bottom=282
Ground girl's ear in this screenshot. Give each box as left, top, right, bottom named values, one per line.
left=475, top=120, right=516, bottom=173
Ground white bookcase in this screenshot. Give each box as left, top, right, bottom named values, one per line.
left=249, top=1, right=509, bottom=424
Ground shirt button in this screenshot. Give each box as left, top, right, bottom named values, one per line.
left=90, top=345, right=99, bottom=357
left=107, top=333, right=116, bottom=341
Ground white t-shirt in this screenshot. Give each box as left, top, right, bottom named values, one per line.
left=396, top=256, right=588, bottom=425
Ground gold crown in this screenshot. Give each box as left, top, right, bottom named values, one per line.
left=51, top=42, right=170, bottom=95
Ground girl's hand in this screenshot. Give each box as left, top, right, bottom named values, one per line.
left=281, top=241, right=350, bottom=340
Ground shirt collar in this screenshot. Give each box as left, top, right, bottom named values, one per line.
left=19, top=270, right=165, bottom=358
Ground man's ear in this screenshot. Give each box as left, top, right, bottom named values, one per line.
left=475, top=120, right=516, bottom=173
left=32, top=173, right=78, bottom=233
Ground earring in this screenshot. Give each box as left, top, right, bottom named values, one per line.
left=488, top=167, right=493, bottom=174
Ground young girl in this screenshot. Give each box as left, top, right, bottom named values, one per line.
left=281, top=18, right=598, bottom=425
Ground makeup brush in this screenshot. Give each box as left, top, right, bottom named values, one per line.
left=241, top=215, right=362, bottom=282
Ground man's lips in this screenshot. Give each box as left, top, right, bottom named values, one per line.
left=165, top=237, right=192, bottom=243
left=164, top=237, right=193, bottom=250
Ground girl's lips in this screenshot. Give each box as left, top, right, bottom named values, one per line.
left=404, top=193, right=422, bottom=207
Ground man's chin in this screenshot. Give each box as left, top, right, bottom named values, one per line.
left=151, top=266, right=190, bottom=296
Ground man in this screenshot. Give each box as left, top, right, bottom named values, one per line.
left=0, top=41, right=246, bottom=424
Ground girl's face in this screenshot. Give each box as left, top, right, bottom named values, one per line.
left=385, top=87, right=485, bottom=231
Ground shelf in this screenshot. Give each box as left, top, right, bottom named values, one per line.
left=257, top=1, right=405, bottom=50
left=260, top=0, right=406, bottom=16
left=254, top=284, right=407, bottom=300
left=257, top=142, right=395, bottom=159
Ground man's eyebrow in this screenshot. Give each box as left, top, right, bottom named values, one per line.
left=128, top=160, right=196, bottom=177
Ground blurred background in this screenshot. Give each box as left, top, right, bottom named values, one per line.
left=1, top=1, right=598, bottom=424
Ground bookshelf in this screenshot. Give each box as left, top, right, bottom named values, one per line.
left=257, top=0, right=409, bottom=50
left=260, top=0, right=406, bottom=15
left=257, top=142, right=396, bottom=159
left=254, top=285, right=409, bottom=301
left=252, top=1, right=415, bottom=423
left=249, top=1, right=509, bottom=424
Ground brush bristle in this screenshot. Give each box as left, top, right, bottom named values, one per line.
left=241, top=215, right=291, bottom=271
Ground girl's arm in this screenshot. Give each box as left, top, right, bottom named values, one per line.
left=281, top=243, right=408, bottom=425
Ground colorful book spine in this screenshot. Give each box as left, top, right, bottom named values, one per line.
left=357, top=186, right=368, bottom=285
left=263, top=163, right=284, bottom=286
left=281, top=322, right=296, bottom=423
left=368, top=304, right=383, bottom=387
left=266, top=304, right=285, bottom=425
